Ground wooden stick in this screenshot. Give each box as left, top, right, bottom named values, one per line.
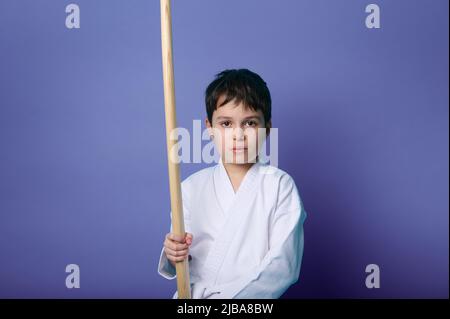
left=160, top=0, right=191, bottom=299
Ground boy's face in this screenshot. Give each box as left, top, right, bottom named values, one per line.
left=206, top=95, right=271, bottom=165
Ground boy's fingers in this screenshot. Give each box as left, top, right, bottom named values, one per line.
left=185, top=233, right=193, bottom=245
left=164, top=240, right=188, bottom=251
left=167, top=233, right=185, bottom=243
left=165, top=247, right=188, bottom=258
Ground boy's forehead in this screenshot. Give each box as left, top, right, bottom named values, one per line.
left=214, top=96, right=261, bottom=118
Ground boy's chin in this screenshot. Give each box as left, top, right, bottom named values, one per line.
left=221, top=153, right=259, bottom=165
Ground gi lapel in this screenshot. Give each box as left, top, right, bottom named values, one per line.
left=213, top=158, right=236, bottom=218
left=202, top=160, right=264, bottom=285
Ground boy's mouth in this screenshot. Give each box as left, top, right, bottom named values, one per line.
left=231, top=147, right=248, bottom=153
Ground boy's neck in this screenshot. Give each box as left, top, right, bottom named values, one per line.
left=221, top=158, right=258, bottom=193
left=221, top=155, right=259, bottom=174
left=223, top=162, right=254, bottom=178
left=223, top=163, right=254, bottom=193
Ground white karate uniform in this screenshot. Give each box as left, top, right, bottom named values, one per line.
left=157, top=159, right=307, bottom=299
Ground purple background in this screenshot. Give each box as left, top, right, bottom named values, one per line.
left=0, top=0, right=448, bottom=298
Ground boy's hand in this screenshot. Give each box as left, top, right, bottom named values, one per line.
left=164, top=232, right=193, bottom=267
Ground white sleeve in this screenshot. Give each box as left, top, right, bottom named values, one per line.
left=205, top=175, right=307, bottom=299
left=157, top=180, right=192, bottom=281
left=158, top=247, right=177, bottom=280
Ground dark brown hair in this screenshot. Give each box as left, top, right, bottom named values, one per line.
left=205, top=69, right=272, bottom=124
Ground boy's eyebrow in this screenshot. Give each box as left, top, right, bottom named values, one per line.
left=215, top=116, right=261, bottom=121
left=242, top=116, right=261, bottom=121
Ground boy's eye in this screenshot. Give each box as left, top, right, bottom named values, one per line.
left=221, top=121, right=232, bottom=128
left=244, top=120, right=258, bottom=127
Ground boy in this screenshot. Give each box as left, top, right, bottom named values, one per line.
left=158, top=69, right=307, bottom=298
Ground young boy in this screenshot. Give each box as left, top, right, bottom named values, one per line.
left=158, top=69, right=307, bottom=299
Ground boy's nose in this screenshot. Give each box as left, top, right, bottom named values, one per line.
left=233, top=128, right=245, bottom=140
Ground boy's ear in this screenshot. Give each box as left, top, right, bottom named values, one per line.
left=205, top=118, right=211, bottom=128
left=205, top=118, right=213, bottom=136
left=266, top=120, right=272, bottom=137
